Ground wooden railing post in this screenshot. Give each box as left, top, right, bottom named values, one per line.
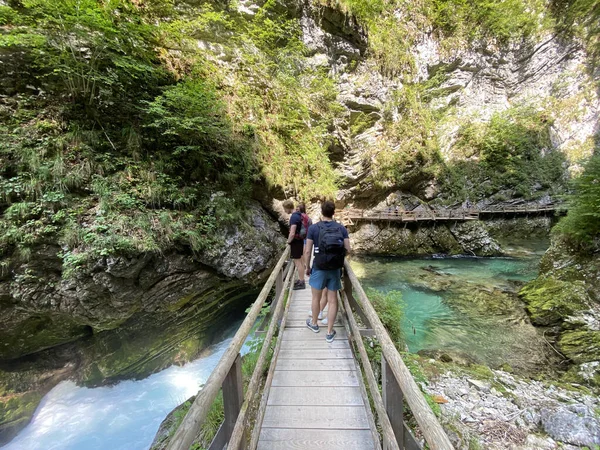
left=223, top=353, right=243, bottom=441
left=343, top=269, right=371, bottom=328
left=274, top=266, right=284, bottom=310
left=383, top=355, right=404, bottom=450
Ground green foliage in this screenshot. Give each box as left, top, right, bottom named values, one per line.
left=368, top=288, right=404, bottom=344
left=1, top=0, right=169, bottom=119
left=196, top=392, right=224, bottom=446
left=428, top=0, right=550, bottom=44
left=551, top=0, right=600, bottom=63
left=369, top=82, right=443, bottom=189
left=363, top=289, right=405, bottom=372
left=145, top=75, right=255, bottom=188
left=320, top=0, right=552, bottom=76
left=318, top=0, right=423, bottom=76
left=230, top=50, right=341, bottom=200
left=439, top=105, right=566, bottom=203
left=554, top=154, right=600, bottom=249
left=1, top=0, right=344, bottom=274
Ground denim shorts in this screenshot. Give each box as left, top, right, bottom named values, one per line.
left=309, top=267, right=342, bottom=291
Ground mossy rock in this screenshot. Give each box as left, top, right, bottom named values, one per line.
left=561, top=362, right=600, bottom=388
left=0, top=314, right=91, bottom=360
left=558, top=329, right=600, bottom=364
left=519, top=277, right=589, bottom=326
left=0, top=391, right=42, bottom=445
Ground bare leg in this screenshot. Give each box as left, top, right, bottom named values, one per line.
left=327, top=289, right=338, bottom=334
left=311, top=287, right=322, bottom=326
left=294, top=258, right=305, bottom=282
left=319, top=288, right=328, bottom=315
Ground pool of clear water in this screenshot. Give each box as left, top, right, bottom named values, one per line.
left=351, top=239, right=552, bottom=371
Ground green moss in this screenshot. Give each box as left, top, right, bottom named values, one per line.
left=559, top=330, right=600, bottom=364
left=0, top=314, right=90, bottom=360
left=519, top=277, right=589, bottom=326
left=0, top=391, right=42, bottom=440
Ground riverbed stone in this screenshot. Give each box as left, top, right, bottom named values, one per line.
left=467, top=378, right=491, bottom=392
left=541, top=407, right=600, bottom=447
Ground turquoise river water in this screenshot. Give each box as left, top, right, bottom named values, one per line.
left=351, top=238, right=551, bottom=371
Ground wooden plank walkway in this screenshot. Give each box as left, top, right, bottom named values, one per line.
left=257, top=285, right=378, bottom=450
left=341, top=204, right=558, bottom=225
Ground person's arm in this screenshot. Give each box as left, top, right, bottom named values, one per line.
left=304, top=239, right=314, bottom=276
left=344, top=238, right=352, bottom=257
left=287, top=224, right=297, bottom=244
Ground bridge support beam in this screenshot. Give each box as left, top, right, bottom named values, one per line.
left=383, top=356, right=404, bottom=449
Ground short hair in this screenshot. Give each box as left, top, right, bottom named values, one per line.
left=321, top=201, right=335, bottom=218
left=297, top=202, right=306, bottom=213
left=282, top=199, right=294, bottom=210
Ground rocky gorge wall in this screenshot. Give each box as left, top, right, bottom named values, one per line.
left=0, top=202, right=285, bottom=444
left=296, top=3, right=599, bottom=207
left=520, top=239, right=600, bottom=387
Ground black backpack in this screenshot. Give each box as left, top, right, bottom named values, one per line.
left=314, top=221, right=346, bottom=270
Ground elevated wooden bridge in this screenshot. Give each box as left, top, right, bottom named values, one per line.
left=165, top=248, right=454, bottom=450
left=341, top=204, right=558, bottom=225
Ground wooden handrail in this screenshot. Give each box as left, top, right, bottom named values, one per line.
left=166, top=247, right=290, bottom=450
left=340, top=290, right=399, bottom=450
left=227, top=262, right=294, bottom=449
left=343, top=261, right=454, bottom=450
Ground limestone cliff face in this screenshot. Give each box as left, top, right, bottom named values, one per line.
left=298, top=6, right=599, bottom=206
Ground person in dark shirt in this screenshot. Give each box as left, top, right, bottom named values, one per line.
left=304, top=201, right=351, bottom=342
left=283, top=199, right=306, bottom=290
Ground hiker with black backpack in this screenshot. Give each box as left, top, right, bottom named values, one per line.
left=304, top=201, right=351, bottom=343
left=283, top=200, right=311, bottom=290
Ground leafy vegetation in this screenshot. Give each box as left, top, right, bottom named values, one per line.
left=318, top=0, right=552, bottom=76
left=368, top=80, right=444, bottom=190
left=0, top=0, right=343, bottom=274
left=554, top=154, right=600, bottom=250
left=551, top=0, right=600, bottom=63
left=362, top=288, right=404, bottom=381
left=438, top=105, right=566, bottom=203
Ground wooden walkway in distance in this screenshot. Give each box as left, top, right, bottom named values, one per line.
left=257, top=285, right=378, bottom=450
left=341, top=204, right=558, bottom=225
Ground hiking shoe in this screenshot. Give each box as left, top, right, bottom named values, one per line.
left=320, top=317, right=328, bottom=326
left=306, top=319, right=319, bottom=333
left=293, top=281, right=306, bottom=290
left=326, top=329, right=336, bottom=343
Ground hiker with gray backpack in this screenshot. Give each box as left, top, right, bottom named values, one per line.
left=304, top=201, right=351, bottom=343
left=283, top=200, right=312, bottom=290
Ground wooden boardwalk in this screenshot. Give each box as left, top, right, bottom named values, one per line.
left=257, top=285, right=378, bottom=450
left=341, top=204, right=558, bottom=225
left=167, top=248, right=454, bottom=450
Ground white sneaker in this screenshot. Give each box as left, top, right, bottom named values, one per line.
left=308, top=311, right=325, bottom=320
left=320, top=317, right=328, bottom=325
